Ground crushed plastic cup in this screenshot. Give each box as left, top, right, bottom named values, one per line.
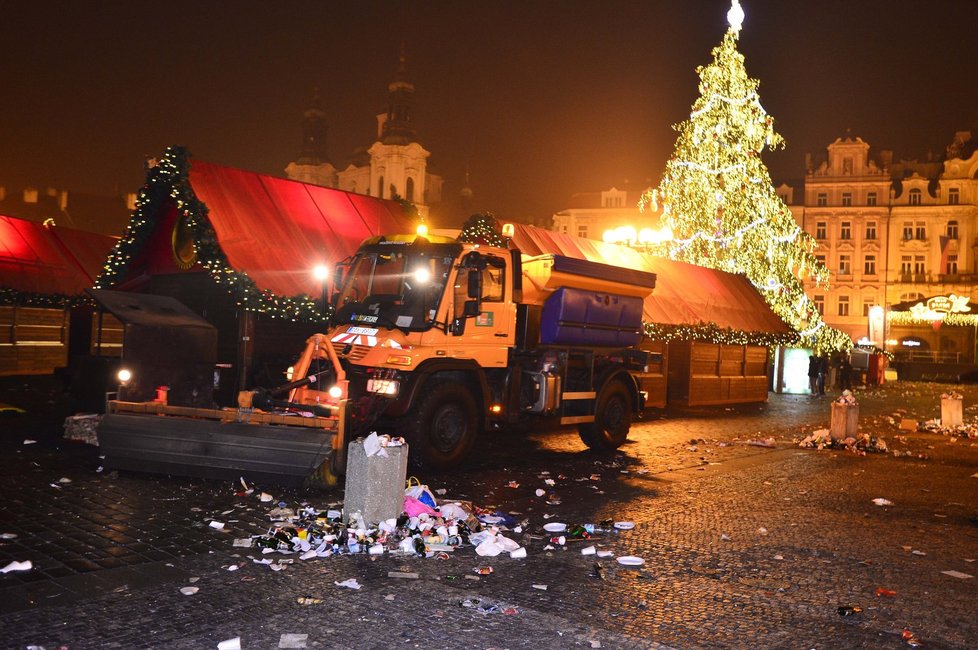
left=217, top=637, right=241, bottom=650
left=180, top=586, right=199, bottom=595
left=581, top=545, right=596, bottom=555
left=613, top=521, right=635, bottom=530
left=334, top=578, right=362, bottom=590
left=509, top=547, right=527, bottom=559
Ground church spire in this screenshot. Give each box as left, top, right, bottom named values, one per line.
left=381, top=44, right=416, bottom=145
left=297, top=87, right=329, bottom=164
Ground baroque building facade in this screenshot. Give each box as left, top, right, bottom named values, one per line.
left=551, top=186, right=655, bottom=243
left=797, top=132, right=978, bottom=360
left=284, top=53, right=442, bottom=218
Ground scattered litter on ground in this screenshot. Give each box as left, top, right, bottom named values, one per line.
left=876, top=587, right=897, bottom=597
left=745, top=437, right=776, bottom=448
left=278, top=633, right=308, bottom=649
left=901, top=629, right=923, bottom=647
left=532, top=584, right=548, bottom=590
left=1, top=560, right=32, bottom=573
left=334, top=578, right=362, bottom=590
left=837, top=605, right=862, bottom=617
left=387, top=571, right=419, bottom=579
left=872, top=498, right=894, bottom=506
left=460, top=597, right=517, bottom=615
left=217, top=637, right=241, bottom=650
left=179, top=586, right=199, bottom=595
left=63, top=413, right=100, bottom=445
left=617, top=556, right=644, bottom=566
left=941, top=570, right=973, bottom=579
left=799, top=429, right=889, bottom=455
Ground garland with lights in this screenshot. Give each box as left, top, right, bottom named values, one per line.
left=640, top=1, right=850, bottom=354
left=459, top=212, right=505, bottom=247
left=887, top=311, right=978, bottom=327
left=96, top=146, right=329, bottom=323
left=644, top=320, right=800, bottom=348
left=0, top=288, right=92, bottom=309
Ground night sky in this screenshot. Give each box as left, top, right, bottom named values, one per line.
left=3, top=0, right=978, bottom=226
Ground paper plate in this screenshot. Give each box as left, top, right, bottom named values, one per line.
left=613, top=521, right=635, bottom=530
left=543, top=522, right=567, bottom=532
left=617, top=555, right=645, bottom=566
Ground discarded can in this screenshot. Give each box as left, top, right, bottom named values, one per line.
left=296, top=597, right=322, bottom=605
left=549, top=536, right=567, bottom=546
left=875, top=587, right=897, bottom=598
left=475, top=566, right=494, bottom=575
left=837, top=606, right=863, bottom=617
left=901, top=630, right=922, bottom=647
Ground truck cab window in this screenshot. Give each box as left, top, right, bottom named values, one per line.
left=480, top=262, right=504, bottom=302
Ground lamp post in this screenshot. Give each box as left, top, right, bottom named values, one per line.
left=313, top=264, right=329, bottom=318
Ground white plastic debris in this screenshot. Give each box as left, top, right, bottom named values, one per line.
left=1, top=560, right=32, bottom=573
left=363, top=432, right=383, bottom=457
left=259, top=492, right=274, bottom=503
left=872, top=498, right=894, bottom=506
left=180, top=586, right=199, bottom=595
left=581, top=545, right=596, bottom=555
left=217, top=637, right=241, bottom=650
left=278, top=633, right=309, bottom=648
left=941, top=570, right=973, bottom=579
left=509, top=547, right=527, bottom=559
left=209, top=521, right=226, bottom=530
left=532, top=584, right=548, bottom=590
left=335, top=578, right=362, bottom=590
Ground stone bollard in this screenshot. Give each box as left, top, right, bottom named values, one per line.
left=941, top=394, right=963, bottom=427
left=829, top=401, right=859, bottom=438
left=343, top=435, right=408, bottom=527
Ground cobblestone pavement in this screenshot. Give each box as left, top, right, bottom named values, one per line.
left=1, top=377, right=976, bottom=649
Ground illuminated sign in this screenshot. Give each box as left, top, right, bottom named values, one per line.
left=908, top=294, right=971, bottom=321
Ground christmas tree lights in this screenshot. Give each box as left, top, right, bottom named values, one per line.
left=459, top=212, right=505, bottom=247
left=641, top=1, right=851, bottom=353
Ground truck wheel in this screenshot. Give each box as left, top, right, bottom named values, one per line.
left=578, top=381, right=632, bottom=450
left=406, top=381, right=477, bottom=470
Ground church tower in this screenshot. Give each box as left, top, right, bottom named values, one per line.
left=285, top=89, right=337, bottom=187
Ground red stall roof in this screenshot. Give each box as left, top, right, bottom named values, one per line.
left=0, top=215, right=116, bottom=296
left=510, top=224, right=791, bottom=334
left=183, top=161, right=415, bottom=298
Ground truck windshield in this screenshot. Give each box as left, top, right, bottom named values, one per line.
left=333, top=243, right=458, bottom=332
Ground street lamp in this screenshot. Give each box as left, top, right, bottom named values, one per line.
left=313, top=264, right=329, bottom=317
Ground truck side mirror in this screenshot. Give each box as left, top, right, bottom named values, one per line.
left=463, top=299, right=480, bottom=317
left=467, top=269, right=481, bottom=299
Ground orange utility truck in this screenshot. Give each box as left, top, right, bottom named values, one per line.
left=99, top=228, right=665, bottom=482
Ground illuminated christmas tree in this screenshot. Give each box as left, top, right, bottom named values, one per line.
left=643, top=1, right=850, bottom=352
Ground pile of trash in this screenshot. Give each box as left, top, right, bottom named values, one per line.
left=798, top=429, right=889, bottom=454
left=918, top=419, right=978, bottom=439
left=228, top=479, right=629, bottom=570
left=835, top=390, right=858, bottom=405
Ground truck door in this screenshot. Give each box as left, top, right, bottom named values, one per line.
left=452, top=252, right=515, bottom=366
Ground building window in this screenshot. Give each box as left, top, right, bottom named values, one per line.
left=914, top=255, right=926, bottom=275
left=865, top=222, right=877, bottom=239
left=864, top=255, right=876, bottom=275
left=842, top=192, right=852, bottom=207
left=839, top=254, right=851, bottom=275
left=814, top=295, right=824, bottom=315
left=915, top=221, right=926, bottom=240
left=377, top=175, right=385, bottom=198
left=867, top=192, right=877, bottom=206
left=816, top=193, right=827, bottom=207
left=561, top=225, right=568, bottom=234
left=816, top=254, right=826, bottom=267
left=838, top=295, right=850, bottom=316
left=947, top=220, right=959, bottom=239
left=900, top=255, right=912, bottom=276
left=947, top=254, right=958, bottom=275
left=815, top=222, right=827, bottom=239
left=902, top=222, right=913, bottom=240
left=577, top=225, right=588, bottom=239
left=405, top=177, right=415, bottom=202
left=948, top=188, right=960, bottom=205
left=909, top=188, right=922, bottom=205
left=900, top=292, right=924, bottom=302
left=863, top=301, right=875, bottom=317
left=840, top=221, right=851, bottom=240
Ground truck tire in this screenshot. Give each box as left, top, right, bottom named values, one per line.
left=405, top=381, right=478, bottom=470
left=578, top=381, right=632, bottom=450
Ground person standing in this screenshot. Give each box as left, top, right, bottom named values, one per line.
left=808, top=354, right=819, bottom=396
left=817, top=354, right=828, bottom=395
left=839, top=354, right=853, bottom=390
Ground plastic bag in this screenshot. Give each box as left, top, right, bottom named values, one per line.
left=405, top=476, right=437, bottom=508
left=404, top=496, right=437, bottom=517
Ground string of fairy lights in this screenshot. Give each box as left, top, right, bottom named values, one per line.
left=95, top=146, right=329, bottom=323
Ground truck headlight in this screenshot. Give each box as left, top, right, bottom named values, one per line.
left=366, top=378, right=399, bottom=396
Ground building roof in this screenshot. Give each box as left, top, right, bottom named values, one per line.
left=102, top=148, right=415, bottom=315
left=0, top=214, right=117, bottom=297
left=510, top=224, right=791, bottom=335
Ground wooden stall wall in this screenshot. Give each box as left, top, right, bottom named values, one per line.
left=635, top=338, right=668, bottom=408
left=667, top=340, right=769, bottom=406
left=0, top=306, right=69, bottom=376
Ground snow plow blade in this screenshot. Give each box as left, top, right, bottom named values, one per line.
left=97, top=400, right=348, bottom=488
